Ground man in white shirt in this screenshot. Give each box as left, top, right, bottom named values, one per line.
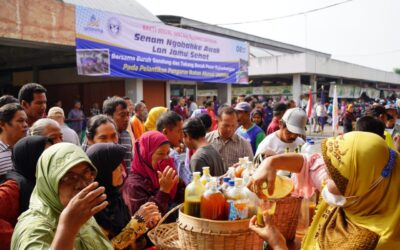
left=47, top=107, right=80, bottom=145
left=256, top=108, right=307, bottom=157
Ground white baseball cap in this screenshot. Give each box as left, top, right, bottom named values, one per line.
left=281, top=108, right=307, bottom=135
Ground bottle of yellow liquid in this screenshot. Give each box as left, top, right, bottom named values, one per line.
left=184, top=172, right=205, bottom=217
left=200, top=166, right=212, bottom=186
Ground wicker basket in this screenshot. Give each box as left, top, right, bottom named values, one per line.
left=272, top=196, right=302, bottom=241
left=148, top=206, right=181, bottom=250
left=177, top=206, right=263, bottom=250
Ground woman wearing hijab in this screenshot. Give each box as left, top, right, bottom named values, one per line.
left=87, top=143, right=161, bottom=249
left=6, top=136, right=53, bottom=214
left=248, top=131, right=400, bottom=249
left=0, top=136, right=52, bottom=249
left=123, top=131, right=180, bottom=216
left=251, top=109, right=267, bottom=132
left=11, top=143, right=112, bottom=250
left=144, top=107, right=168, bottom=132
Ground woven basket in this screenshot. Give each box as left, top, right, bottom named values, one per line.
left=148, top=206, right=181, bottom=250
left=272, top=196, right=302, bottom=241
left=177, top=206, right=263, bottom=250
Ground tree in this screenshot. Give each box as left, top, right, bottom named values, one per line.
left=394, top=68, right=400, bottom=74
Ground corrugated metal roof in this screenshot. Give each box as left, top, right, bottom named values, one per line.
left=63, top=0, right=162, bottom=22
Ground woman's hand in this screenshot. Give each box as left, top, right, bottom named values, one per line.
left=249, top=213, right=287, bottom=250
left=157, top=166, right=179, bottom=194
left=59, top=182, right=108, bottom=233
left=135, top=202, right=161, bottom=229
left=52, top=182, right=108, bottom=250
left=247, top=158, right=277, bottom=199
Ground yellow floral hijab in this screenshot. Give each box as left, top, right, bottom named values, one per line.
left=303, top=131, right=400, bottom=250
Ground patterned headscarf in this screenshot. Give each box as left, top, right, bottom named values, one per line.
left=303, top=132, right=400, bottom=250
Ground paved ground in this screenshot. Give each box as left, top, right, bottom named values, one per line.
left=306, top=124, right=343, bottom=142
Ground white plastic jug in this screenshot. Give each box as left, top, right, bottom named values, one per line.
left=301, top=139, right=321, bottom=155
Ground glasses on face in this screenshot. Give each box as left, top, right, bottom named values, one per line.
left=60, top=166, right=96, bottom=185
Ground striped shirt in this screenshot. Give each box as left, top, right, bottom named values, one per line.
left=0, top=140, right=13, bottom=177
left=119, top=130, right=132, bottom=173
left=206, top=130, right=254, bottom=170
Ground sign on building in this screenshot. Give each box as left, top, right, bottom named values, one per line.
left=75, top=6, right=249, bottom=84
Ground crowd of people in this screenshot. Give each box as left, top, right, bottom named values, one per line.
left=0, top=82, right=399, bottom=249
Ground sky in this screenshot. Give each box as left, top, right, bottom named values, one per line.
left=136, top=0, right=400, bottom=72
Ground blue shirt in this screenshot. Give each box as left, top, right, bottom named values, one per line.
left=236, top=124, right=266, bottom=154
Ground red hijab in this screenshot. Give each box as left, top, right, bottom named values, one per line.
left=131, top=131, right=177, bottom=198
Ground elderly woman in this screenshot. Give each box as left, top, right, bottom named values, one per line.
left=248, top=131, right=400, bottom=250
left=87, top=143, right=161, bottom=249
left=30, top=118, right=63, bottom=143
left=123, top=131, right=181, bottom=216
left=11, top=143, right=112, bottom=249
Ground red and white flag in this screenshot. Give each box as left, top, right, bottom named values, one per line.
left=306, top=86, right=313, bottom=118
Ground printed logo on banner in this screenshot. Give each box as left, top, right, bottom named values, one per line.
left=84, top=14, right=103, bottom=34
left=107, top=17, right=121, bottom=37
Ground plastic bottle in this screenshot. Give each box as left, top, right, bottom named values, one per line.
left=184, top=172, right=206, bottom=217
left=224, top=179, right=235, bottom=196
left=226, top=178, right=249, bottom=220
left=220, top=177, right=231, bottom=193
left=301, top=139, right=321, bottom=156
left=227, top=167, right=235, bottom=180
left=241, top=161, right=254, bottom=185
left=234, top=158, right=246, bottom=178
left=200, top=166, right=212, bottom=186
left=200, top=178, right=227, bottom=220
left=244, top=186, right=258, bottom=217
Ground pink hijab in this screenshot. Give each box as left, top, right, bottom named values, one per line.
left=131, top=131, right=177, bottom=198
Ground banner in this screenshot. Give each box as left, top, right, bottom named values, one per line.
left=197, top=89, right=218, bottom=96
left=329, top=85, right=356, bottom=98
left=75, top=6, right=249, bottom=84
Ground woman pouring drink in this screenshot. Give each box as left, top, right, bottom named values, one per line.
left=248, top=132, right=400, bottom=250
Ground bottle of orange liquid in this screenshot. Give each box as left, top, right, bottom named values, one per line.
left=200, top=178, right=227, bottom=220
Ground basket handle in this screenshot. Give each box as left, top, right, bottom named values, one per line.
left=154, top=203, right=183, bottom=245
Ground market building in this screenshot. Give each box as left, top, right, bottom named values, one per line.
left=158, top=16, right=400, bottom=105
left=1, top=0, right=399, bottom=115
